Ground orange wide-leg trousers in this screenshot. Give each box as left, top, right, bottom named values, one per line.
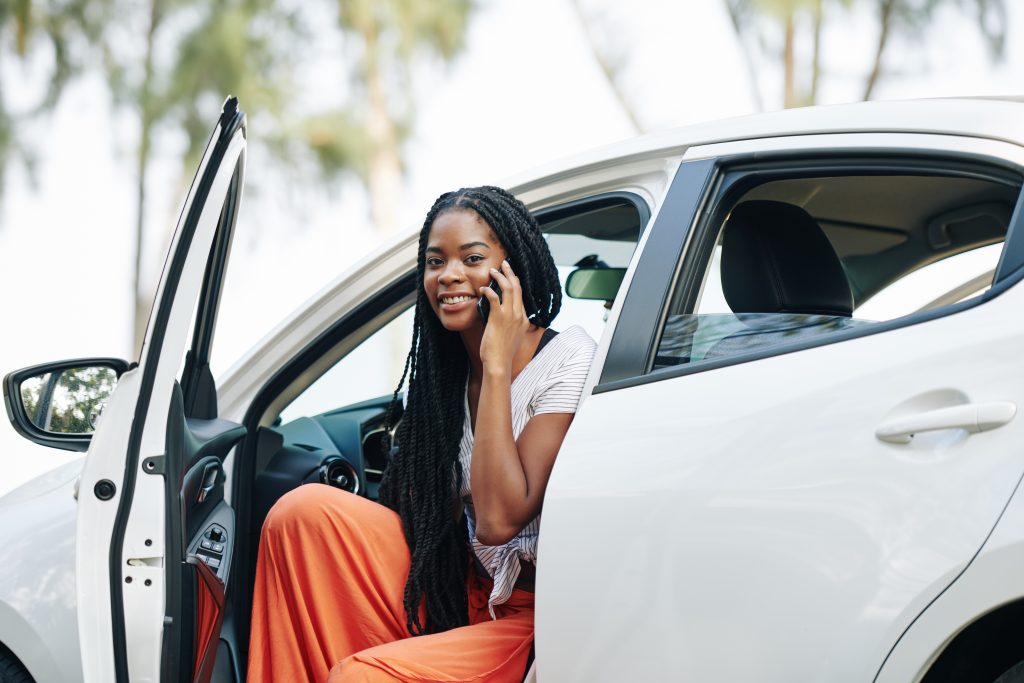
left=247, top=484, right=535, bottom=683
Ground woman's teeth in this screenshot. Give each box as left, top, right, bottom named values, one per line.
left=442, top=296, right=471, bottom=304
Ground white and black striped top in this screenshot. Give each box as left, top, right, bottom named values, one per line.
left=459, top=325, right=596, bottom=616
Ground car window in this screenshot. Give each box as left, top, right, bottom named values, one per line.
left=652, top=171, right=1019, bottom=370
left=279, top=308, right=415, bottom=424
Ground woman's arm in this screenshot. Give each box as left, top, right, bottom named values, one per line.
left=472, top=370, right=574, bottom=545
left=471, top=260, right=577, bottom=545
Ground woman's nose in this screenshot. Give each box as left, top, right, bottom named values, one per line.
left=438, top=261, right=465, bottom=284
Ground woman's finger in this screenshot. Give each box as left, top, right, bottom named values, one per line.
left=488, top=266, right=513, bottom=295
left=500, top=261, right=526, bottom=317
left=479, top=284, right=501, bottom=305
left=501, top=259, right=521, bottom=284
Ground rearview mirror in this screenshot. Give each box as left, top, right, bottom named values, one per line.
left=3, top=358, right=131, bottom=452
left=565, top=267, right=627, bottom=301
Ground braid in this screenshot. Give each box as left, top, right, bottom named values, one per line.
left=379, top=186, right=562, bottom=635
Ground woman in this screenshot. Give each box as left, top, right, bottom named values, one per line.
left=248, top=186, right=596, bottom=682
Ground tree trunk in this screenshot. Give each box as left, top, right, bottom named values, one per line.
left=361, top=24, right=401, bottom=236
left=133, top=0, right=162, bottom=354
left=809, top=0, right=823, bottom=105
left=723, top=0, right=765, bottom=113
left=783, top=9, right=797, bottom=108
left=570, top=0, right=645, bottom=134
left=359, top=17, right=407, bottom=382
left=863, top=0, right=895, bottom=101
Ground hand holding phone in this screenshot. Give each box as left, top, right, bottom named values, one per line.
left=476, top=280, right=502, bottom=324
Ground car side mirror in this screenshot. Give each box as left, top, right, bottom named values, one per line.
left=3, top=358, right=131, bottom=452
left=565, top=267, right=627, bottom=301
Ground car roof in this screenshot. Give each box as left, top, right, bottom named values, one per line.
left=506, top=98, right=1024, bottom=194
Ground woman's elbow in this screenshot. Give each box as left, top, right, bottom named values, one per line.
left=475, top=520, right=520, bottom=546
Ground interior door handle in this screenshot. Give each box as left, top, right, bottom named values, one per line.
left=876, top=401, right=1016, bottom=444
left=197, top=462, right=220, bottom=503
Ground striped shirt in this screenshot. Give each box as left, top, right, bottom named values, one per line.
left=459, top=325, right=596, bottom=615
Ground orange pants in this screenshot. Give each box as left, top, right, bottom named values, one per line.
left=247, top=484, right=535, bottom=683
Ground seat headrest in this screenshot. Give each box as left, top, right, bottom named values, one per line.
left=720, top=200, right=853, bottom=317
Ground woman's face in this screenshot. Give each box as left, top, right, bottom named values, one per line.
left=424, top=208, right=508, bottom=332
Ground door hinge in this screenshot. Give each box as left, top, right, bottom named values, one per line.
left=142, top=455, right=165, bottom=475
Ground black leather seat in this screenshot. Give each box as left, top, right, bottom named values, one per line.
left=704, top=200, right=863, bottom=360
left=721, top=200, right=852, bottom=317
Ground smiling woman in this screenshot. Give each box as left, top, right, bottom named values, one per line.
left=247, top=186, right=596, bottom=683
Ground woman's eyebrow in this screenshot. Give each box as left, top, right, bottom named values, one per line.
left=425, top=241, right=491, bottom=254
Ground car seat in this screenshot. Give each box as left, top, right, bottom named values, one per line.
left=704, top=199, right=864, bottom=359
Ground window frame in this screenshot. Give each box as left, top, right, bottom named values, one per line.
left=595, top=149, right=1024, bottom=394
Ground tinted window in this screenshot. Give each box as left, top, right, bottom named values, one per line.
left=653, top=172, right=1019, bottom=370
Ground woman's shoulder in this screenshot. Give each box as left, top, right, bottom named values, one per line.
left=537, top=325, right=596, bottom=370
left=550, top=325, right=597, bottom=355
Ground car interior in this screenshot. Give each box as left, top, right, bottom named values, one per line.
left=209, top=194, right=649, bottom=681
left=654, top=171, right=1020, bottom=369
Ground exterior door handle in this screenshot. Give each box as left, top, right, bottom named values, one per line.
left=876, top=401, right=1016, bottom=444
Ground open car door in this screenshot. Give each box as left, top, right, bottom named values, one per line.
left=76, top=97, right=247, bottom=683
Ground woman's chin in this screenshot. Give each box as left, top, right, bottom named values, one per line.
left=438, top=310, right=483, bottom=333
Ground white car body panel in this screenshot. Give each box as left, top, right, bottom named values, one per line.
left=539, top=278, right=1024, bottom=681
left=877, top=474, right=1024, bottom=682
left=0, top=460, right=82, bottom=683
left=76, top=126, right=245, bottom=683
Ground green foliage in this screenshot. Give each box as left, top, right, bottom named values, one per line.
left=165, top=0, right=303, bottom=171
left=297, top=109, right=372, bottom=182
left=304, top=0, right=475, bottom=180
left=0, top=0, right=114, bottom=202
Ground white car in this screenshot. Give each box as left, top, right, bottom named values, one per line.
left=3, top=96, right=1024, bottom=683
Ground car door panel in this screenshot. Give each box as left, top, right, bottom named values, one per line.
left=540, top=280, right=1024, bottom=680
left=76, top=99, right=246, bottom=683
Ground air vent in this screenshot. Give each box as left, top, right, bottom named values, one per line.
left=318, top=456, right=359, bottom=494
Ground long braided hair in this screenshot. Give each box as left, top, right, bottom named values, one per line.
left=378, top=186, right=562, bottom=635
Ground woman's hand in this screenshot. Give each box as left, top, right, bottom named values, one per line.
left=478, top=260, right=531, bottom=374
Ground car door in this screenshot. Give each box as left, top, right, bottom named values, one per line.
left=76, top=97, right=246, bottom=683
left=537, top=134, right=1024, bottom=681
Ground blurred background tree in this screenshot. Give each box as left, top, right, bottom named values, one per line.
left=724, top=0, right=1007, bottom=108
left=0, top=0, right=112, bottom=199
left=101, top=0, right=303, bottom=351
left=0, top=0, right=1013, bottom=354
left=298, top=0, right=475, bottom=237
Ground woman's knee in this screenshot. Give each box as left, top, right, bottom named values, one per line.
left=263, top=483, right=350, bottom=534
left=263, top=483, right=390, bottom=539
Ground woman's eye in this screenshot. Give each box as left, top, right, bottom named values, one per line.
left=425, top=257, right=443, bottom=267
left=465, top=255, right=485, bottom=264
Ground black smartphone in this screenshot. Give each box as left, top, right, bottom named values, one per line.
left=476, top=280, right=502, bottom=324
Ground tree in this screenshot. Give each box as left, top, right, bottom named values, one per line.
left=861, top=0, right=1006, bottom=100
left=724, top=0, right=1007, bottom=108
left=301, top=0, right=476, bottom=236
left=569, top=0, right=645, bottom=134
left=101, top=0, right=302, bottom=351
left=0, top=0, right=112, bottom=202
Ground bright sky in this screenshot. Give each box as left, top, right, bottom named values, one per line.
left=1, top=0, right=1022, bottom=494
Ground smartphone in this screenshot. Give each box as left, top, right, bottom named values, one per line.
left=476, top=280, right=502, bottom=324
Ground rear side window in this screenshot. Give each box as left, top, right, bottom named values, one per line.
left=653, top=171, right=1019, bottom=370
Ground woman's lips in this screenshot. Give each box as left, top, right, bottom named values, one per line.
left=438, top=294, right=476, bottom=313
